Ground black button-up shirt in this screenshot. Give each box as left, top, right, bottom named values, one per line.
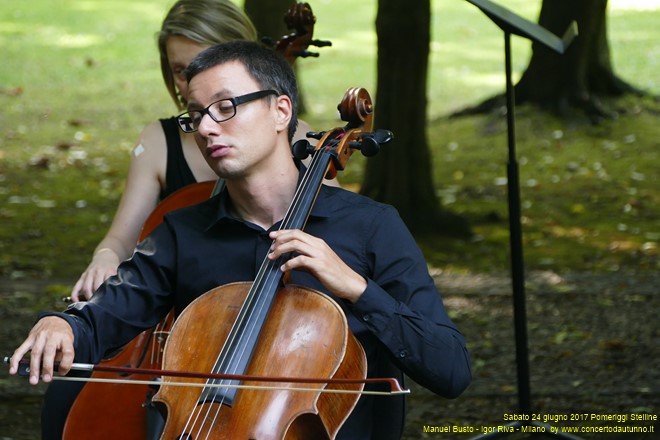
left=51, top=181, right=471, bottom=439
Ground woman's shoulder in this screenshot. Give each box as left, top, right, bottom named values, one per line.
left=133, top=120, right=169, bottom=158
left=140, top=119, right=169, bottom=141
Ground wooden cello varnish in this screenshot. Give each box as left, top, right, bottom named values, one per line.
left=154, top=283, right=366, bottom=439
left=61, top=182, right=214, bottom=440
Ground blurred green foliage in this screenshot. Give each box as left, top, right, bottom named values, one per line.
left=0, top=0, right=657, bottom=280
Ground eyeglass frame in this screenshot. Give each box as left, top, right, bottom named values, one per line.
left=176, top=89, right=279, bottom=133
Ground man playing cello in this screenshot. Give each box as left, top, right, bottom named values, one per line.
left=10, top=40, right=471, bottom=439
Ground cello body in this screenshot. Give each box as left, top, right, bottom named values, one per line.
left=60, top=316, right=173, bottom=439
left=153, top=283, right=366, bottom=439
left=62, top=181, right=214, bottom=439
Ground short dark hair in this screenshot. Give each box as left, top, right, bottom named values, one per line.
left=185, top=40, right=299, bottom=141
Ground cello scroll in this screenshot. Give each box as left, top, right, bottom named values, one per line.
left=271, top=2, right=331, bottom=64
left=293, top=87, right=393, bottom=179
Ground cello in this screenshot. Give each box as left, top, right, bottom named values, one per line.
left=61, top=182, right=216, bottom=440
left=153, top=87, right=388, bottom=439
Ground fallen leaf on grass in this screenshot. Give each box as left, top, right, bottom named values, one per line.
left=598, top=339, right=626, bottom=351
left=28, top=156, right=50, bottom=169
left=2, top=86, right=23, bottom=96
left=56, top=141, right=74, bottom=150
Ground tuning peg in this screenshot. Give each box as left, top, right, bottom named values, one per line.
left=310, top=39, right=332, bottom=48
left=292, top=139, right=314, bottom=160
left=350, top=129, right=393, bottom=157
left=359, top=136, right=380, bottom=157
left=305, top=131, right=325, bottom=140
left=295, top=50, right=320, bottom=58
left=372, top=129, right=393, bottom=145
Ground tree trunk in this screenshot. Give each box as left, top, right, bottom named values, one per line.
left=243, top=0, right=290, bottom=43
left=453, top=0, right=642, bottom=119
left=515, top=0, right=639, bottom=118
left=361, top=0, right=469, bottom=235
left=243, top=0, right=311, bottom=113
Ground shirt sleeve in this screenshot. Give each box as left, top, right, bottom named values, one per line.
left=350, top=206, right=472, bottom=398
left=48, top=225, right=177, bottom=364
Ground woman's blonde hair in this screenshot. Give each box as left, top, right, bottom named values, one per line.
left=158, top=0, right=257, bottom=109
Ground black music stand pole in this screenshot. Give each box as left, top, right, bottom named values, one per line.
left=463, top=1, right=580, bottom=438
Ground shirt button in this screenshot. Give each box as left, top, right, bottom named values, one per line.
left=362, top=314, right=371, bottom=322
left=399, top=350, right=408, bottom=359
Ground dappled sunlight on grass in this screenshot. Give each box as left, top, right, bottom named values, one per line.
left=0, top=0, right=658, bottom=280
left=423, top=96, right=659, bottom=274
left=610, top=0, right=660, bottom=11
left=38, top=27, right=103, bottom=48
left=71, top=0, right=165, bottom=17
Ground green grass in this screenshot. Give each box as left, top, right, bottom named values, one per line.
left=420, top=97, right=659, bottom=273
left=0, top=0, right=658, bottom=280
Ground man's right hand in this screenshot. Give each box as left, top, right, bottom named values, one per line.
left=8, top=316, right=75, bottom=385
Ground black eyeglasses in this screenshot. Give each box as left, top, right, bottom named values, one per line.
left=176, top=90, right=279, bottom=133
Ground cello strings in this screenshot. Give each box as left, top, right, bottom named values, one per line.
left=180, top=143, right=331, bottom=437
left=177, top=157, right=319, bottom=436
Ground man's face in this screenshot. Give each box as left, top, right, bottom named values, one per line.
left=187, top=61, right=288, bottom=179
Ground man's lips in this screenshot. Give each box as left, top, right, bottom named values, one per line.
left=206, top=144, right=230, bottom=158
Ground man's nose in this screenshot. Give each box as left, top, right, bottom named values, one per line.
left=196, top=113, right=220, bottom=137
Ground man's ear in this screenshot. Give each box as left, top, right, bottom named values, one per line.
left=274, top=94, right=293, bottom=132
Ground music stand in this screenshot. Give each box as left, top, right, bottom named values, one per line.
left=463, top=1, right=580, bottom=438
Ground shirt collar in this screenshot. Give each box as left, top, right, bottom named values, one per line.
left=205, top=161, right=334, bottom=231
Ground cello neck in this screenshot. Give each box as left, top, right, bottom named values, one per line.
left=201, top=144, right=336, bottom=406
